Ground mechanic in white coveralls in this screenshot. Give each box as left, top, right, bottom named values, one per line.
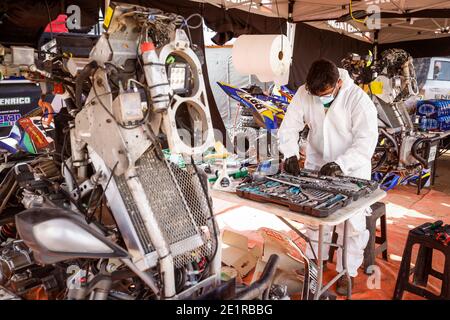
left=277, top=59, right=378, bottom=295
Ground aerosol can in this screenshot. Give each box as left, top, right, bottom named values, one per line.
left=140, top=42, right=171, bottom=113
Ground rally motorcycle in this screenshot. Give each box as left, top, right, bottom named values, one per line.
left=0, top=3, right=288, bottom=300
left=342, top=49, right=440, bottom=190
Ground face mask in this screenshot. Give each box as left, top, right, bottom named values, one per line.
left=317, top=81, right=339, bottom=106
left=318, top=94, right=335, bottom=106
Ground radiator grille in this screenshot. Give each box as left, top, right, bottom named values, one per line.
left=114, top=175, right=155, bottom=254
left=170, top=163, right=217, bottom=266
left=113, top=148, right=216, bottom=269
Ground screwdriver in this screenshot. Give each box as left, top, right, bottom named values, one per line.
left=417, top=220, right=444, bottom=235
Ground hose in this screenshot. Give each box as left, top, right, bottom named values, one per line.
left=235, top=254, right=279, bottom=300
left=379, top=128, right=399, bottom=154
left=75, top=61, right=98, bottom=110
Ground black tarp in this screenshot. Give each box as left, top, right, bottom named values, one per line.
left=288, top=22, right=450, bottom=89
left=379, top=37, right=450, bottom=59
left=288, top=22, right=372, bottom=89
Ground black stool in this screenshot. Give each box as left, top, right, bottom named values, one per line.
left=364, top=202, right=388, bottom=273
left=393, top=225, right=450, bottom=300
left=328, top=202, right=388, bottom=274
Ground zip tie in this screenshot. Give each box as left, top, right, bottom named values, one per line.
left=148, top=82, right=170, bottom=89
left=143, top=62, right=166, bottom=67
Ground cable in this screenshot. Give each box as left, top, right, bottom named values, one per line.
left=274, top=0, right=284, bottom=50
left=86, top=162, right=118, bottom=224
left=184, top=13, right=203, bottom=29
left=60, top=127, right=81, bottom=204
left=244, top=0, right=254, bottom=34
left=191, top=157, right=219, bottom=264
left=44, top=0, right=54, bottom=40
left=92, top=68, right=151, bottom=130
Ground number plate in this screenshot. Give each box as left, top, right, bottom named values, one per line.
left=428, top=145, right=437, bottom=163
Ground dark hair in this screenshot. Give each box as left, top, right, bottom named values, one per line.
left=305, top=59, right=339, bottom=95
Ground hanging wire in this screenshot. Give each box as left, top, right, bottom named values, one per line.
left=274, top=0, right=284, bottom=56
left=44, top=0, right=54, bottom=40
left=244, top=0, right=254, bottom=34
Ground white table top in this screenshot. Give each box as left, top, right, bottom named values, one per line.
left=423, top=131, right=450, bottom=139
left=212, top=188, right=387, bottom=227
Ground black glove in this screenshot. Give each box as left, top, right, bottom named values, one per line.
left=284, top=156, right=300, bottom=176
left=319, top=162, right=343, bottom=177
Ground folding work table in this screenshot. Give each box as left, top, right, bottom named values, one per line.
left=212, top=188, right=386, bottom=300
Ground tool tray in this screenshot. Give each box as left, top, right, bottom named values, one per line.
left=295, top=170, right=379, bottom=201
left=236, top=171, right=378, bottom=218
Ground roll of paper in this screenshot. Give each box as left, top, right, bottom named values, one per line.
left=232, top=34, right=292, bottom=85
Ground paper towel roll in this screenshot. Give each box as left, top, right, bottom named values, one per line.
left=232, top=34, right=292, bottom=85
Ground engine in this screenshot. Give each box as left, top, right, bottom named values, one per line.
left=0, top=240, right=67, bottom=299
left=343, top=48, right=439, bottom=182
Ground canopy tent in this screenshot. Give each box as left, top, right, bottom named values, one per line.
left=184, top=1, right=450, bottom=86
left=194, top=0, right=450, bottom=86
left=196, top=0, right=450, bottom=44
left=1, top=0, right=449, bottom=137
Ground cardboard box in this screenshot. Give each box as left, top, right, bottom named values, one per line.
left=251, top=228, right=308, bottom=298
left=221, top=229, right=262, bottom=278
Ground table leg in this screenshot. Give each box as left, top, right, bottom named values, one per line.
left=343, top=220, right=352, bottom=299
left=277, top=216, right=318, bottom=261
left=314, top=225, right=324, bottom=300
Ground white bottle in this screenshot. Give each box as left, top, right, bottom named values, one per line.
left=140, top=41, right=171, bottom=113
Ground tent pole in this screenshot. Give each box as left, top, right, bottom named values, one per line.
left=373, top=29, right=379, bottom=63
left=288, top=0, right=294, bottom=23
left=287, top=0, right=296, bottom=58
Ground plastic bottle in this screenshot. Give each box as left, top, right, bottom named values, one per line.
left=420, top=116, right=427, bottom=131
left=140, top=41, right=171, bottom=113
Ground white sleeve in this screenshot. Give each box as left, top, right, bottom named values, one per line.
left=334, top=93, right=379, bottom=175
left=277, top=88, right=305, bottom=159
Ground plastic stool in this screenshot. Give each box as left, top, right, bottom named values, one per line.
left=393, top=224, right=450, bottom=300
left=363, top=202, right=388, bottom=274
left=328, top=202, right=388, bottom=274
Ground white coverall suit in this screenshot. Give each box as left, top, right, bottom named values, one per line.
left=277, top=68, right=378, bottom=277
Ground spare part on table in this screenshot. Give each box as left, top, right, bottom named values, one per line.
left=236, top=170, right=378, bottom=217
left=218, top=82, right=295, bottom=164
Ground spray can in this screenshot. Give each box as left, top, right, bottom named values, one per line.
left=140, top=41, right=171, bottom=113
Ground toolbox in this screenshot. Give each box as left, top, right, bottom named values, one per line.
left=236, top=170, right=378, bottom=218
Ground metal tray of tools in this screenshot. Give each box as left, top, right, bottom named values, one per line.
left=236, top=171, right=378, bottom=218
left=288, top=170, right=379, bottom=201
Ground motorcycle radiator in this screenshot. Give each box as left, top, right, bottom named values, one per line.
left=113, top=148, right=215, bottom=269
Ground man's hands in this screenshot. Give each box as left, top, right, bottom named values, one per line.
left=284, top=156, right=300, bottom=176
left=319, top=162, right=343, bottom=177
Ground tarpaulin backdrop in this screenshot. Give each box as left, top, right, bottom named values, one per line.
left=288, top=22, right=372, bottom=88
